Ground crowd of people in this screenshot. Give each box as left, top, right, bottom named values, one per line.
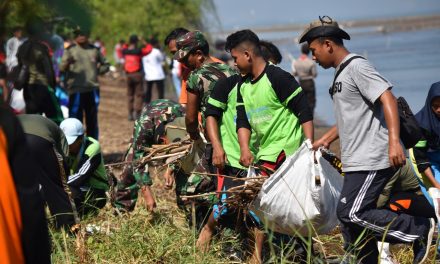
left=0, top=14, right=439, bottom=264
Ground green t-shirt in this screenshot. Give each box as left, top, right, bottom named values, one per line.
left=236, top=64, right=313, bottom=162
left=206, top=75, right=257, bottom=169
left=186, top=62, right=237, bottom=126
left=67, top=137, right=108, bottom=190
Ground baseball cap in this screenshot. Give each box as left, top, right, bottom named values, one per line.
left=173, top=31, right=208, bottom=60
left=60, top=118, right=84, bottom=145
left=298, top=16, right=350, bottom=43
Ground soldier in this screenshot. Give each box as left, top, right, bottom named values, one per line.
left=173, top=31, right=237, bottom=235
left=113, top=99, right=184, bottom=212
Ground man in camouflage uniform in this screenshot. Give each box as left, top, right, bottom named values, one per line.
left=173, top=31, right=238, bottom=235
left=173, top=30, right=238, bottom=138
left=113, top=99, right=184, bottom=212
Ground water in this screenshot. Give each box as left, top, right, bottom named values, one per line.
left=271, top=28, right=440, bottom=125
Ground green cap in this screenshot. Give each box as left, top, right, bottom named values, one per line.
left=173, top=31, right=207, bottom=60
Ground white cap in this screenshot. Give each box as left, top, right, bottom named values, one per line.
left=60, top=118, right=84, bottom=145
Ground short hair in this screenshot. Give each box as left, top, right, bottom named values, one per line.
left=12, top=26, right=22, bottom=33
left=149, top=37, right=159, bottom=46
left=300, top=43, right=310, bottom=55
left=225, top=29, right=261, bottom=56
left=260, top=40, right=282, bottom=64
left=25, top=17, right=45, bottom=36
left=164, top=27, right=189, bottom=46
left=316, top=36, right=344, bottom=46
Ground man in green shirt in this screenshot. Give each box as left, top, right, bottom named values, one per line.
left=226, top=29, right=314, bottom=263
left=60, top=118, right=109, bottom=216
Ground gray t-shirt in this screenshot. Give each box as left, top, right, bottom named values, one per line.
left=332, top=54, right=392, bottom=172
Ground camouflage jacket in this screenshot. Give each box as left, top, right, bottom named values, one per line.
left=186, top=62, right=237, bottom=126
left=128, top=99, right=184, bottom=185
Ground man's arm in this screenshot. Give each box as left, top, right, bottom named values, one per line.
left=380, top=90, right=405, bottom=167
left=96, top=49, right=110, bottom=75
left=185, top=91, right=200, bottom=140
left=67, top=153, right=102, bottom=187
left=312, top=125, right=339, bottom=150
left=236, top=86, right=253, bottom=167
left=206, top=116, right=227, bottom=169
left=60, top=48, right=73, bottom=72
left=301, top=120, right=314, bottom=142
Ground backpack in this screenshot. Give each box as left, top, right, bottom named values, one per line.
left=397, top=96, right=423, bottom=148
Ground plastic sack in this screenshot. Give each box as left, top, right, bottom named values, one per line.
left=428, top=187, right=440, bottom=221
left=9, top=88, right=26, bottom=113
left=250, top=140, right=343, bottom=236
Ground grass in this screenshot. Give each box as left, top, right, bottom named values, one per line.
left=49, top=169, right=438, bottom=264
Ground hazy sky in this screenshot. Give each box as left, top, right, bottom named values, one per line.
left=210, top=0, right=440, bottom=31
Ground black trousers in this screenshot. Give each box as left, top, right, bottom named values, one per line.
left=26, top=134, right=77, bottom=229
left=337, top=168, right=431, bottom=264
left=69, top=90, right=99, bottom=139
left=145, top=79, right=164, bottom=103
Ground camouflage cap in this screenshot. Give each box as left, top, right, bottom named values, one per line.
left=298, top=16, right=350, bottom=43
left=173, top=31, right=208, bottom=60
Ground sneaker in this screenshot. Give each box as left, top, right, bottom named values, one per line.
left=413, top=218, right=435, bottom=264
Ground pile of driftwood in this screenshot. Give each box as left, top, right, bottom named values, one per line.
left=222, top=175, right=267, bottom=208
left=104, top=139, right=193, bottom=169
left=180, top=172, right=268, bottom=209
left=138, top=139, right=193, bottom=167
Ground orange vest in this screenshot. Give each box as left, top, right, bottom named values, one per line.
left=0, top=129, right=24, bottom=264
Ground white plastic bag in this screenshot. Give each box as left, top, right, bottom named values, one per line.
left=9, top=88, right=26, bottom=113
left=250, top=140, right=343, bottom=236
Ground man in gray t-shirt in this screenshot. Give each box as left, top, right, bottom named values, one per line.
left=300, top=16, right=434, bottom=264
left=332, top=54, right=391, bottom=172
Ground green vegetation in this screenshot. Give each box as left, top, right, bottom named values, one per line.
left=1, top=0, right=217, bottom=58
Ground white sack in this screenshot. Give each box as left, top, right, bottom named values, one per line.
left=250, top=140, right=343, bottom=236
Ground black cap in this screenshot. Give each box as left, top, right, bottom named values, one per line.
left=299, top=16, right=350, bottom=43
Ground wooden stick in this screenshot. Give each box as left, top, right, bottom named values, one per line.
left=104, top=160, right=131, bottom=167
left=145, top=150, right=189, bottom=161
left=180, top=192, right=216, bottom=199
left=166, top=125, right=187, bottom=130
left=189, top=171, right=267, bottom=181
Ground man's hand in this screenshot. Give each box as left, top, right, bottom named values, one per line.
left=312, top=137, right=330, bottom=150
left=212, top=146, right=227, bottom=169
left=312, top=125, right=338, bottom=150
left=141, top=186, right=156, bottom=212
left=388, top=140, right=405, bottom=167
left=163, top=168, right=174, bottom=190
left=239, top=148, right=254, bottom=167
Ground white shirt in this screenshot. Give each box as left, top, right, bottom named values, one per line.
left=142, top=48, right=165, bottom=81
left=6, top=37, right=24, bottom=71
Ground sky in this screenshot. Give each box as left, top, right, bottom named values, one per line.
left=209, top=0, right=440, bottom=31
